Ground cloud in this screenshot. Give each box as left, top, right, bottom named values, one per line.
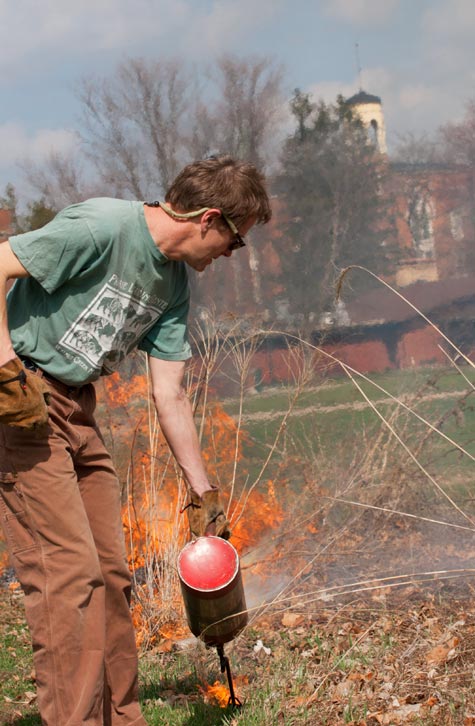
left=398, top=84, right=438, bottom=112
left=0, top=0, right=189, bottom=77
left=0, top=123, right=79, bottom=169
left=322, top=0, right=400, bottom=26
left=359, top=68, right=445, bottom=140
left=307, top=1, right=475, bottom=143
left=180, top=0, right=285, bottom=56
left=304, top=67, right=447, bottom=147
left=0, top=0, right=283, bottom=79
left=419, top=0, right=475, bottom=81
left=423, top=0, right=475, bottom=37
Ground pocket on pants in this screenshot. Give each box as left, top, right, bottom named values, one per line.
left=0, top=471, right=38, bottom=554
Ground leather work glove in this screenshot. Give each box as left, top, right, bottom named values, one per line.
left=185, top=488, right=231, bottom=540
left=0, top=358, right=50, bottom=430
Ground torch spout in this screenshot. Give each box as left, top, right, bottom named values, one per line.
left=216, top=644, right=242, bottom=708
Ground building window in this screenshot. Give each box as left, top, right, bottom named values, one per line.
left=407, top=191, right=435, bottom=258
left=369, top=119, right=378, bottom=147
left=449, top=209, right=465, bottom=242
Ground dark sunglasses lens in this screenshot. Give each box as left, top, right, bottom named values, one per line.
left=229, top=235, right=246, bottom=251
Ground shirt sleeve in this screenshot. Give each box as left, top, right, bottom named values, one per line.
left=138, top=280, right=192, bottom=361
left=9, top=205, right=97, bottom=294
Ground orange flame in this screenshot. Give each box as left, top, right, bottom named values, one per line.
left=231, top=481, right=284, bottom=552
left=102, top=371, right=149, bottom=408
left=201, top=681, right=231, bottom=707
left=0, top=548, right=8, bottom=573
left=199, top=675, right=248, bottom=707
left=0, top=369, right=292, bottom=648
left=99, top=372, right=288, bottom=648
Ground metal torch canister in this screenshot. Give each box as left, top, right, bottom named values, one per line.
left=177, top=536, right=248, bottom=645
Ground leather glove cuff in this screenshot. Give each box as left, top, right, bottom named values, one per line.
left=185, top=488, right=231, bottom=540
left=0, top=358, right=50, bottom=430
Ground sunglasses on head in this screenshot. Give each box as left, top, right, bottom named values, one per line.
left=155, top=202, right=246, bottom=251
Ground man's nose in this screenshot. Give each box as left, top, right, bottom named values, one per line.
left=222, top=249, right=233, bottom=258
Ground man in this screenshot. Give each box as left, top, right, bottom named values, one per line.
left=0, top=155, right=271, bottom=725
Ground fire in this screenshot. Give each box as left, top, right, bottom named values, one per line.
left=158, top=622, right=189, bottom=640
left=231, top=481, right=284, bottom=552
left=0, top=548, right=8, bottom=572
left=0, top=367, right=293, bottom=653
left=97, top=371, right=289, bottom=649
left=102, top=371, right=149, bottom=408
left=200, top=675, right=248, bottom=707
left=201, top=681, right=231, bottom=707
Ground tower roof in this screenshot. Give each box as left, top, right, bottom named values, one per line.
left=346, top=90, right=382, bottom=106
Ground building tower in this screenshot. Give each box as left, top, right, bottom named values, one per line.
left=346, top=91, right=387, bottom=154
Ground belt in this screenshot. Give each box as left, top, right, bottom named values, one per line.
left=20, top=356, right=40, bottom=373
left=19, top=357, right=79, bottom=391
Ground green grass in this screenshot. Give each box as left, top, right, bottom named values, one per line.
left=0, top=594, right=40, bottom=725
left=223, top=365, right=475, bottom=416
left=3, top=573, right=475, bottom=725
left=0, top=596, right=321, bottom=725
left=223, top=365, right=475, bottom=486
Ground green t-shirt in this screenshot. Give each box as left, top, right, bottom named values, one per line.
left=8, top=198, right=191, bottom=386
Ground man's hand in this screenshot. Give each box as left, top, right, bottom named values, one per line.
left=185, top=488, right=231, bottom=540
left=0, top=358, right=50, bottom=430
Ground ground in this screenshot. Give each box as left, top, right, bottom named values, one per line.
left=2, top=575, right=475, bottom=725
left=1, top=364, right=474, bottom=724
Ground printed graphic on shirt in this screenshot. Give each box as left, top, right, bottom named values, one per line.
left=57, top=276, right=168, bottom=376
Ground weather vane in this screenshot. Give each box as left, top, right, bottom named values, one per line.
left=355, top=42, right=363, bottom=91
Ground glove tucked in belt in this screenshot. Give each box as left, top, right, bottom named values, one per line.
left=185, top=489, right=231, bottom=540
left=0, top=358, right=50, bottom=430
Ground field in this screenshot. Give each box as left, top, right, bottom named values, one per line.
left=1, top=362, right=475, bottom=725
left=222, top=364, right=475, bottom=492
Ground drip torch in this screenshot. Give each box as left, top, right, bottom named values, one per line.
left=177, top=536, right=248, bottom=707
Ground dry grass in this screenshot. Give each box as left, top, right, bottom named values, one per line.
left=1, top=272, right=475, bottom=724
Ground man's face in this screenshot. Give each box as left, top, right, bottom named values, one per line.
left=187, top=214, right=255, bottom=272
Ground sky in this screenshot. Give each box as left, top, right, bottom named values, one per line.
left=1, top=0, right=475, bottom=199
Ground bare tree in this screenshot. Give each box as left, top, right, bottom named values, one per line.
left=439, top=99, right=475, bottom=167
left=76, top=55, right=283, bottom=195
left=21, top=150, right=93, bottom=209
left=211, top=55, right=285, bottom=169
left=77, top=57, right=192, bottom=197
left=392, top=131, right=443, bottom=166
left=19, top=53, right=284, bottom=211
left=186, top=100, right=217, bottom=161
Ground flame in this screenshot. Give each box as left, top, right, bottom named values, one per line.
left=199, top=675, right=248, bottom=707
left=102, top=371, right=149, bottom=408
left=0, top=548, right=8, bottom=572
left=158, top=622, right=189, bottom=640
left=201, top=681, right=231, bottom=707
left=0, top=369, right=292, bottom=653
left=0, top=369, right=290, bottom=649
left=231, top=480, right=284, bottom=552
left=101, top=373, right=289, bottom=648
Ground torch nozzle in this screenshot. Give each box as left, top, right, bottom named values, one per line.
left=216, top=644, right=242, bottom=708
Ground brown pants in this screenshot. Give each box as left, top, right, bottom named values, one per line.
left=0, top=373, right=147, bottom=725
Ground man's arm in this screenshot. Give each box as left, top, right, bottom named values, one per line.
left=0, top=240, right=29, bottom=366
left=148, top=355, right=214, bottom=497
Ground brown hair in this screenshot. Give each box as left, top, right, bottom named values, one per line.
left=165, top=156, right=272, bottom=228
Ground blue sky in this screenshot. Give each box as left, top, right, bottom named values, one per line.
left=1, top=0, right=474, bottom=198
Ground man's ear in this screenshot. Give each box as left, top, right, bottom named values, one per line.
left=201, top=208, right=222, bottom=232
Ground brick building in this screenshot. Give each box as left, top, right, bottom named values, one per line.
left=195, top=90, right=474, bottom=382
left=388, top=163, right=475, bottom=287
left=0, top=208, right=14, bottom=241
left=195, top=91, right=474, bottom=319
